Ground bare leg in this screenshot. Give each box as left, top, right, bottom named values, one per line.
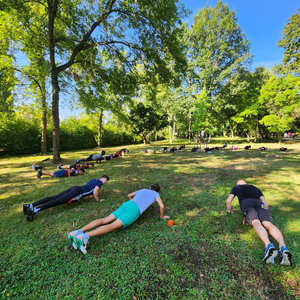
left=262, top=221, right=285, bottom=248
left=87, top=219, right=123, bottom=237
left=251, top=219, right=271, bottom=247
left=41, top=171, right=54, bottom=177
left=81, top=214, right=116, bottom=232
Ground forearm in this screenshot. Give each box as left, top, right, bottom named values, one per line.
left=260, top=196, right=269, bottom=209
left=226, top=195, right=234, bottom=212
left=159, top=205, right=165, bottom=218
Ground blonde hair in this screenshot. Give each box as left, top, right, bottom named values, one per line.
left=236, top=179, right=247, bottom=185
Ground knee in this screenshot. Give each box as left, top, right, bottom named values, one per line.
left=251, top=219, right=261, bottom=227
left=262, top=221, right=274, bottom=230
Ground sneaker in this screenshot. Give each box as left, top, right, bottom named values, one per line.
left=32, top=165, right=42, bottom=171
left=68, top=231, right=79, bottom=250
left=280, top=246, right=292, bottom=266
left=263, top=243, right=278, bottom=264
left=26, top=208, right=35, bottom=221
left=57, top=164, right=62, bottom=169
left=74, top=234, right=88, bottom=255
left=23, top=204, right=31, bottom=215
left=37, top=169, right=42, bottom=178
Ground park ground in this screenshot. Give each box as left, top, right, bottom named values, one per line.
left=0, top=138, right=299, bottom=299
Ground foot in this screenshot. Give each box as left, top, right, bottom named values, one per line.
left=74, top=234, right=89, bottom=255
left=280, top=246, right=292, bottom=266
left=57, top=164, right=62, bottom=169
left=32, top=165, right=42, bottom=171
left=37, top=169, right=42, bottom=178
left=263, top=243, right=278, bottom=264
left=68, top=231, right=79, bottom=250
left=23, top=204, right=31, bottom=215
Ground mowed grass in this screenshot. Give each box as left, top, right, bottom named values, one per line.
left=0, top=138, right=299, bottom=299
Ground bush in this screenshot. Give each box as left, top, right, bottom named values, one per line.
left=0, top=114, right=41, bottom=154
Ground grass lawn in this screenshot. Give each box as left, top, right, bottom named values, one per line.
left=0, top=138, right=299, bottom=299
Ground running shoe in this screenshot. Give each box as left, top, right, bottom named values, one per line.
left=68, top=231, right=79, bottom=250
left=23, top=204, right=31, bottom=215
left=26, top=208, right=35, bottom=222
left=280, top=246, right=292, bottom=266
left=263, top=243, right=278, bottom=264
left=37, top=169, right=42, bottom=178
left=74, top=234, right=88, bottom=255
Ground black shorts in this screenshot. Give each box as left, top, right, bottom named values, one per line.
left=244, top=207, right=271, bottom=224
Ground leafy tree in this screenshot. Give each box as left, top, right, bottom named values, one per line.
left=129, top=102, right=168, bottom=143
left=277, top=9, right=300, bottom=74
left=2, top=0, right=186, bottom=161
left=188, top=1, right=250, bottom=98
left=259, top=74, right=300, bottom=142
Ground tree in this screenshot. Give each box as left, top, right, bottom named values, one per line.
left=3, top=0, right=186, bottom=161
left=188, top=1, right=250, bottom=97
left=259, top=74, right=300, bottom=142
left=129, top=103, right=168, bottom=144
left=277, top=9, right=300, bottom=74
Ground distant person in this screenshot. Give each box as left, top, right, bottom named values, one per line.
left=23, top=175, right=109, bottom=221
left=226, top=179, right=292, bottom=265
left=259, top=147, right=268, bottom=151
left=244, top=145, right=251, bottom=150
left=76, top=150, right=106, bottom=164
left=33, top=166, right=85, bottom=179
left=57, top=163, right=94, bottom=170
left=68, top=184, right=170, bottom=254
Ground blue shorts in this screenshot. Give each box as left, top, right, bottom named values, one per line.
left=112, top=201, right=140, bottom=228
left=53, top=169, right=67, bottom=178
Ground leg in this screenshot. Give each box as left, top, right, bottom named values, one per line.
left=81, top=214, right=116, bottom=232
left=87, top=219, right=123, bottom=237
left=41, top=171, right=54, bottom=177
left=262, top=221, right=285, bottom=248
left=252, top=219, right=271, bottom=247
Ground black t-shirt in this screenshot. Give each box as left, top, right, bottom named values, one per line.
left=230, top=184, right=263, bottom=211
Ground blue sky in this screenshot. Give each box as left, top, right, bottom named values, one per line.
left=181, top=0, right=299, bottom=69
left=61, top=0, right=299, bottom=119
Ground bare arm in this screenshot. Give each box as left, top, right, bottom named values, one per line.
left=128, top=192, right=135, bottom=200
left=260, top=195, right=269, bottom=209
left=155, top=197, right=170, bottom=219
left=226, top=194, right=235, bottom=213
left=93, top=186, right=100, bottom=202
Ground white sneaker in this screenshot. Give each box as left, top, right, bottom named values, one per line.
left=67, top=231, right=78, bottom=250
left=74, top=234, right=88, bottom=255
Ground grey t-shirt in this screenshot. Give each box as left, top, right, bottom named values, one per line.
left=131, top=189, right=160, bottom=215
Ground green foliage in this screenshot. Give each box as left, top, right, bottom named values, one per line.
left=130, top=102, right=168, bottom=143
left=277, top=9, right=300, bottom=74
left=0, top=113, right=41, bottom=154
left=259, top=74, right=300, bottom=140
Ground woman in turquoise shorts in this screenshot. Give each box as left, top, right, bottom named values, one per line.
left=68, top=184, right=170, bottom=254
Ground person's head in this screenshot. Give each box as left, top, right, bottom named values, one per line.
left=101, top=150, right=106, bottom=155
left=78, top=168, right=85, bottom=175
left=88, top=163, right=94, bottom=168
left=236, top=179, right=247, bottom=185
left=100, top=175, right=110, bottom=184
left=151, top=183, right=160, bottom=192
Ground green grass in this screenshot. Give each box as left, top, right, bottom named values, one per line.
left=0, top=139, right=299, bottom=299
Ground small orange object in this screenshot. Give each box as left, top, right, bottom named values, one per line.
left=168, top=220, right=175, bottom=226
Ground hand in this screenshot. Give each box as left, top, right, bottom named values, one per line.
left=161, top=216, right=170, bottom=219
left=226, top=209, right=232, bottom=214
left=96, top=199, right=104, bottom=202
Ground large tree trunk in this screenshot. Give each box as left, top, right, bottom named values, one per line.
left=230, top=126, right=234, bottom=139
left=97, top=109, right=103, bottom=147
left=41, top=96, right=47, bottom=154
left=48, top=0, right=60, bottom=162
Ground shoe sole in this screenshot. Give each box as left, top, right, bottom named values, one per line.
left=280, top=252, right=292, bottom=266
left=263, top=249, right=278, bottom=264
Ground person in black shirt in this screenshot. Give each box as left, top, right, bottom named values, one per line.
left=226, top=179, right=292, bottom=266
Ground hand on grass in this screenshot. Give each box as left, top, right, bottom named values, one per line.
left=96, top=199, right=105, bottom=202
left=161, top=216, right=170, bottom=219
left=226, top=209, right=232, bottom=214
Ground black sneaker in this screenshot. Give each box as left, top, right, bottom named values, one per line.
left=26, top=207, right=35, bottom=221
left=37, top=169, right=42, bottom=178
left=23, top=204, right=31, bottom=215
left=263, top=243, right=278, bottom=264
left=32, top=165, right=42, bottom=171
left=280, top=246, right=292, bottom=266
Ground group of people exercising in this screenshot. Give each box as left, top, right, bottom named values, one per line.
left=23, top=168, right=293, bottom=266
left=32, top=148, right=129, bottom=179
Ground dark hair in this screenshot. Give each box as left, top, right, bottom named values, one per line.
left=101, top=175, right=110, bottom=181
left=79, top=168, right=85, bottom=173
left=101, top=150, right=106, bottom=155
left=151, top=183, right=160, bottom=192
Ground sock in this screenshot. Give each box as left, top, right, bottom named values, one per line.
left=29, top=204, right=33, bottom=210
left=280, top=245, right=288, bottom=252
left=33, top=207, right=41, bottom=213
left=83, top=233, right=89, bottom=241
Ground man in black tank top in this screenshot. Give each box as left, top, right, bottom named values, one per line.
left=226, top=179, right=292, bottom=266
